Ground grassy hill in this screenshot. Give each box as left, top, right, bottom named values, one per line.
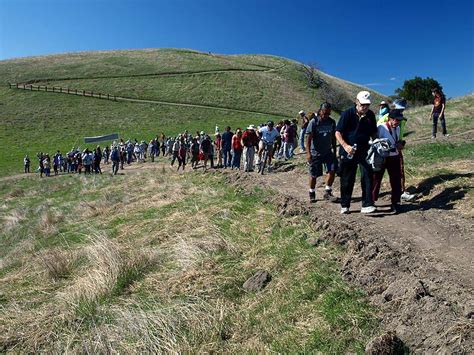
left=0, top=48, right=385, bottom=176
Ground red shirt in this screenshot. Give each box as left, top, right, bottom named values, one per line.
left=232, top=134, right=243, bottom=151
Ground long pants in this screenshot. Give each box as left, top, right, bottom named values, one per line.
left=112, top=161, right=119, bottom=175
left=231, top=150, right=242, bottom=169
left=432, top=113, right=447, bottom=136
left=171, top=151, right=178, bottom=166
left=283, top=141, right=295, bottom=159
left=243, top=146, right=255, bottom=171
left=372, top=155, right=402, bottom=205
left=300, top=128, right=307, bottom=151
left=399, top=151, right=406, bottom=191
left=24, top=164, right=30, bottom=173
left=339, top=157, right=374, bottom=208
left=223, top=148, right=232, bottom=168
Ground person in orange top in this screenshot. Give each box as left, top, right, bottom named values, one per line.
left=430, top=88, right=448, bottom=138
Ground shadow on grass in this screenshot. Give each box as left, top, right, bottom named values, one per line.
left=412, top=172, right=472, bottom=211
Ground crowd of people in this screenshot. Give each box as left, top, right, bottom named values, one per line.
left=25, top=88, right=449, bottom=215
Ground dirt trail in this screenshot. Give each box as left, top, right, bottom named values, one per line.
left=221, top=160, right=473, bottom=352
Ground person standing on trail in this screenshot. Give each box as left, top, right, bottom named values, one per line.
left=378, top=101, right=390, bottom=119
left=241, top=124, right=259, bottom=172
left=430, top=88, right=448, bottom=139
left=200, top=134, right=213, bottom=170
left=82, top=149, right=93, bottom=174
left=214, top=132, right=223, bottom=168
left=94, top=146, right=102, bottom=174
left=24, top=155, right=30, bottom=173
left=306, top=103, right=338, bottom=203
left=231, top=128, right=243, bottom=170
left=38, top=152, right=44, bottom=177
left=372, top=109, right=404, bottom=213
left=190, top=138, right=200, bottom=169
left=170, top=137, right=180, bottom=166
left=221, top=126, right=233, bottom=168
left=53, top=150, right=61, bottom=176
left=299, top=110, right=309, bottom=153
left=111, top=145, right=120, bottom=175
left=103, top=145, right=110, bottom=165
left=177, top=137, right=188, bottom=171
left=43, top=154, right=51, bottom=177
left=336, top=91, right=378, bottom=214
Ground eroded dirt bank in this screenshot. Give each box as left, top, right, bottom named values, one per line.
left=223, top=164, right=473, bottom=353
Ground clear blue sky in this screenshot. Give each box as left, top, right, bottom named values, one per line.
left=1, top=0, right=473, bottom=97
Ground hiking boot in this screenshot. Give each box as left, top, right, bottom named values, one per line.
left=361, top=206, right=377, bottom=214
left=340, top=207, right=349, bottom=214
left=401, top=191, right=415, bottom=201
left=309, top=191, right=316, bottom=203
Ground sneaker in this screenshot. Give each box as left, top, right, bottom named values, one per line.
left=361, top=206, right=377, bottom=214
left=340, top=207, right=350, bottom=214
left=309, top=191, right=316, bottom=203
left=401, top=192, right=415, bottom=201
left=443, top=133, right=450, bottom=137
left=431, top=135, right=436, bottom=139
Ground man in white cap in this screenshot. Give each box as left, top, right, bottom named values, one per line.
left=298, top=110, right=309, bottom=153
left=241, top=124, right=259, bottom=172
left=335, top=91, right=378, bottom=214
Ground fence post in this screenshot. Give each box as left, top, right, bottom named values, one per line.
left=82, top=90, right=85, bottom=96
left=29, top=85, right=33, bottom=91
left=107, top=94, right=110, bottom=100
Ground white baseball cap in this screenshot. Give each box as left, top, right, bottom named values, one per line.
left=356, top=91, right=371, bottom=104
left=298, top=110, right=305, bottom=115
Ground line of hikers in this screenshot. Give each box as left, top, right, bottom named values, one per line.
left=25, top=88, right=449, bottom=214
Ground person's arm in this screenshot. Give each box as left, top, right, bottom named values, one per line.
left=306, top=133, right=312, bottom=162
left=335, top=131, right=355, bottom=155
left=439, top=102, right=445, bottom=117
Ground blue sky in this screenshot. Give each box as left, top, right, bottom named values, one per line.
left=1, top=0, right=473, bottom=97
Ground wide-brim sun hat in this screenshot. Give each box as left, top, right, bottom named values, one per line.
left=247, top=124, right=256, bottom=130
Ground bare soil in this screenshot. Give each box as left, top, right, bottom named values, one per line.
left=222, top=159, right=473, bottom=353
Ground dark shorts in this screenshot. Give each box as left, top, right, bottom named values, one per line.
left=309, top=153, right=336, bottom=178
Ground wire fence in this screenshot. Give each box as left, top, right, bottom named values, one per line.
left=8, top=83, right=117, bottom=101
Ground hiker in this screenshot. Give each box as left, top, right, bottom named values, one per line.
left=126, top=143, right=134, bottom=164
left=281, top=120, right=295, bottom=160
left=111, top=145, right=120, bottom=175
left=378, top=98, right=415, bottom=202
left=43, top=154, right=51, bottom=177
left=82, top=149, right=93, bottom=174
left=274, top=121, right=284, bottom=159
left=372, top=109, right=404, bottom=213
left=299, top=110, right=309, bottom=153
left=190, top=138, right=200, bottom=169
left=103, top=145, right=110, bottom=164
left=76, top=152, right=83, bottom=174
left=177, top=137, right=187, bottom=171
left=200, top=134, right=212, bottom=170
left=38, top=152, right=44, bottom=177
left=306, top=103, right=338, bottom=203
left=241, top=124, right=259, bottom=172
left=215, top=132, right=223, bottom=168
left=378, top=101, right=390, bottom=119
left=231, top=128, right=243, bottom=170
left=149, top=139, right=157, bottom=162
left=221, top=126, right=233, bottom=168
left=53, top=150, right=61, bottom=176
left=336, top=91, right=378, bottom=214
left=94, top=146, right=102, bottom=174
left=24, top=155, right=30, bottom=173
left=119, top=146, right=126, bottom=170
left=257, top=120, right=280, bottom=170
left=430, top=88, right=448, bottom=138
left=170, top=137, right=180, bottom=166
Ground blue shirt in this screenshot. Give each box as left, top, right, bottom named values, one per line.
left=258, top=126, right=280, bottom=143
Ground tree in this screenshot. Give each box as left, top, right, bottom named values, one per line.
left=395, top=77, right=443, bottom=105
left=301, top=62, right=324, bottom=89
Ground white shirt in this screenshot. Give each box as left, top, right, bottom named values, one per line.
left=377, top=123, right=400, bottom=157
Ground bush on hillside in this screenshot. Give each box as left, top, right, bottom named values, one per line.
left=395, top=77, right=443, bottom=106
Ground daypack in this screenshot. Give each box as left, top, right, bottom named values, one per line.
left=366, top=138, right=395, bottom=171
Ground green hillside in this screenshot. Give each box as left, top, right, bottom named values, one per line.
left=0, top=48, right=384, bottom=176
